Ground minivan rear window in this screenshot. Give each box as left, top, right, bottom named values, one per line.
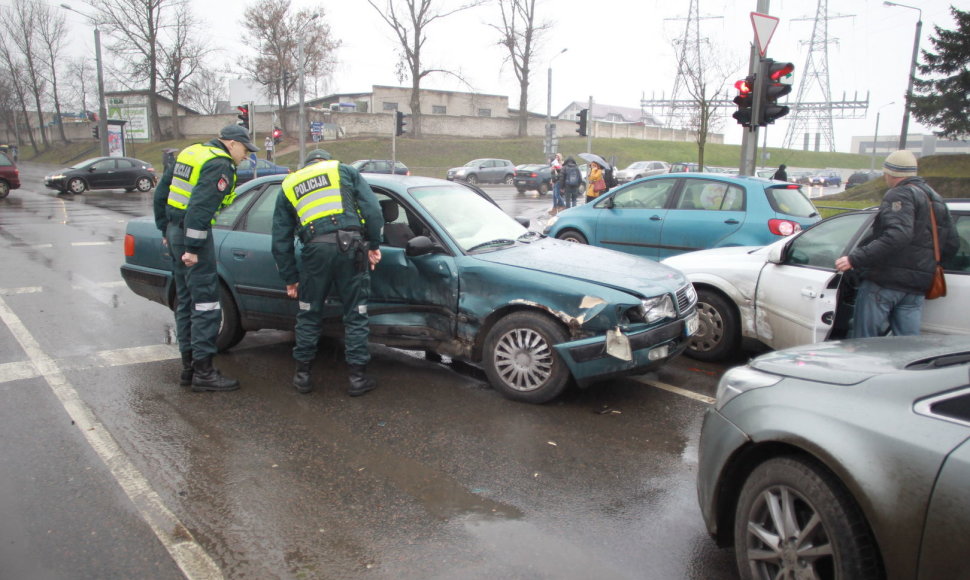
left=766, top=186, right=817, bottom=218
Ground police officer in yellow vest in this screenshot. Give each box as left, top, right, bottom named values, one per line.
left=153, top=124, right=257, bottom=391
left=271, top=149, right=383, bottom=396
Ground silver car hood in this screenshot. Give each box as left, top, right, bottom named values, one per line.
left=750, top=335, right=970, bottom=385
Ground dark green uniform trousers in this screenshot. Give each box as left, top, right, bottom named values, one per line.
left=166, top=222, right=221, bottom=360
left=294, top=240, right=371, bottom=366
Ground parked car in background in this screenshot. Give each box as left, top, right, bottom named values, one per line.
left=234, top=158, right=290, bottom=184
left=698, top=334, right=970, bottom=580
left=662, top=201, right=970, bottom=361
left=44, top=156, right=156, bottom=194
left=0, top=150, right=20, bottom=199
left=446, top=158, right=515, bottom=185
left=121, top=173, right=699, bottom=404
left=669, top=162, right=701, bottom=173
left=544, top=173, right=820, bottom=261
left=845, top=170, right=880, bottom=188
left=350, top=159, right=410, bottom=175
left=789, top=170, right=812, bottom=185
left=615, top=160, right=669, bottom=183
left=513, top=163, right=554, bottom=194
left=809, top=170, right=842, bottom=187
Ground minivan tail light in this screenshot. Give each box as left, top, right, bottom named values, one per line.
left=768, top=219, right=800, bottom=236
left=124, top=234, right=136, bottom=257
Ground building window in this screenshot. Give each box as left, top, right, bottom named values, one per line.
left=478, top=109, right=491, bottom=117
left=383, top=102, right=398, bottom=111
left=432, top=105, right=447, bottom=114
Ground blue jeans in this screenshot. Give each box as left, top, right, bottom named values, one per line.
left=850, top=279, right=924, bottom=338
left=552, top=182, right=564, bottom=207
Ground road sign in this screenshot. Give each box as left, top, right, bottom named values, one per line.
left=750, top=12, right=779, bottom=57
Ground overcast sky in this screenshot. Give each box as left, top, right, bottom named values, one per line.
left=66, top=0, right=961, bottom=153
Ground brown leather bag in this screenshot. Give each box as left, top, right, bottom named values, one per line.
left=925, top=194, right=947, bottom=300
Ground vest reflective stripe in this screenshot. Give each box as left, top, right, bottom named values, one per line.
left=195, top=301, right=220, bottom=311
left=185, top=228, right=208, bottom=240
left=167, top=144, right=235, bottom=210
left=282, top=160, right=343, bottom=226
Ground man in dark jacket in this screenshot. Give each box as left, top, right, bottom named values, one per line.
left=772, top=164, right=787, bottom=181
left=557, top=156, right=582, bottom=208
left=835, top=150, right=958, bottom=338
left=153, top=125, right=257, bottom=391
left=271, top=149, right=384, bottom=396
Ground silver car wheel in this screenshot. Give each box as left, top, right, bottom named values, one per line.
left=492, top=327, right=553, bottom=392
left=744, top=484, right=834, bottom=578
left=135, top=176, right=153, bottom=192
left=691, top=300, right=724, bottom=352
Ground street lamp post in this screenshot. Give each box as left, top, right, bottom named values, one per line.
left=884, top=1, right=922, bottom=151
left=870, top=101, right=895, bottom=170
left=61, top=3, right=108, bottom=156
left=298, top=13, right=321, bottom=165
left=545, top=48, right=567, bottom=158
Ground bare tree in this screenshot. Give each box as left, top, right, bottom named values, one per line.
left=183, top=67, right=227, bottom=116
left=36, top=3, right=70, bottom=143
left=490, top=0, right=549, bottom=137
left=241, top=0, right=339, bottom=129
left=678, top=41, right=737, bottom=170
left=366, top=0, right=484, bottom=138
left=10, top=0, right=49, bottom=149
left=157, top=4, right=210, bottom=139
left=64, top=57, right=94, bottom=116
left=92, top=0, right=182, bottom=141
left=0, top=36, right=38, bottom=152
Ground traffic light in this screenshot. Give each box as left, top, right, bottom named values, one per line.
left=732, top=76, right=756, bottom=127
left=272, top=127, right=282, bottom=145
left=759, top=60, right=794, bottom=125
left=576, top=108, right=588, bottom=136
left=237, top=105, right=249, bottom=130
left=395, top=110, right=407, bottom=136
left=91, top=124, right=99, bottom=140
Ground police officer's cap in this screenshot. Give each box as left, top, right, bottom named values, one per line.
left=304, top=149, right=332, bottom=167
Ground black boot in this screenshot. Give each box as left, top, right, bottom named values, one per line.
left=348, top=364, right=377, bottom=397
left=293, top=360, right=313, bottom=394
left=191, top=357, right=240, bottom=392
left=179, top=352, right=194, bottom=386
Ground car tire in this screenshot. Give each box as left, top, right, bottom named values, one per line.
left=0, top=180, right=9, bottom=199
left=515, top=187, right=526, bottom=194
left=556, top=230, right=588, bottom=244
left=537, top=182, right=549, bottom=195
left=215, top=283, right=246, bottom=351
left=135, top=176, right=153, bottom=192
left=734, top=457, right=881, bottom=580
left=686, top=288, right=738, bottom=361
left=466, top=174, right=478, bottom=185
left=482, top=311, right=571, bottom=404
left=68, top=177, right=86, bottom=194
left=504, top=174, right=514, bottom=186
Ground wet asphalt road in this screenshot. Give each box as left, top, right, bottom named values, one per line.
left=0, top=163, right=746, bottom=579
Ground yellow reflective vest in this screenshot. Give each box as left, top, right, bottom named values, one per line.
left=282, top=160, right=344, bottom=226
left=166, top=144, right=236, bottom=210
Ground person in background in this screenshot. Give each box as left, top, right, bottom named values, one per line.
left=271, top=149, right=384, bottom=397
left=264, top=136, right=274, bottom=161
left=585, top=161, right=604, bottom=202
left=549, top=153, right=564, bottom=215
left=153, top=125, right=257, bottom=392
left=772, top=164, right=788, bottom=181
left=835, top=150, right=958, bottom=338
left=558, top=156, right=582, bottom=208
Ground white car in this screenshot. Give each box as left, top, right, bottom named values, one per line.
left=614, top=160, right=669, bottom=184
left=662, top=201, right=970, bottom=361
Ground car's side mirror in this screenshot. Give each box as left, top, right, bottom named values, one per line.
left=514, top=216, right=530, bottom=228
left=767, top=241, right=787, bottom=264
left=405, top=235, right=445, bottom=257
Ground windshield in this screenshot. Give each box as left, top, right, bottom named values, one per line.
left=70, top=159, right=98, bottom=169
left=411, top=185, right=527, bottom=252
left=463, top=159, right=485, bottom=167
left=627, top=162, right=648, bottom=170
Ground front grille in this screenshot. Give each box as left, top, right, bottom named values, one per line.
left=676, top=284, right=697, bottom=313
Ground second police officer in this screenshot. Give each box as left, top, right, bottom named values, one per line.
left=153, top=124, right=258, bottom=392
left=271, top=149, right=384, bottom=396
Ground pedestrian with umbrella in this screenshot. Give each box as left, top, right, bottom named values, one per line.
left=579, top=153, right=610, bottom=203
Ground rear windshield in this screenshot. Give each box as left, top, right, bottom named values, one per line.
left=766, top=186, right=817, bottom=218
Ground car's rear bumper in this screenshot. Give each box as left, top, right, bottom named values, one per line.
left=555, top=311, right=698, bottom=386
left=120, top=264, right=173, bottom=308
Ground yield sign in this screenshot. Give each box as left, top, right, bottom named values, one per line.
left=750, top=12, right=780, bottom=57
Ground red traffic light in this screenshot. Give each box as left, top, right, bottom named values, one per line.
left=272, top=128, right=282, bottom=138
left=734, top=79, right=753, bottom=95
left=768, top=62, right=795, bottom=81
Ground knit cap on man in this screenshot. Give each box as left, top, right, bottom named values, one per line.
left=883, top=150, right=918, bottom=177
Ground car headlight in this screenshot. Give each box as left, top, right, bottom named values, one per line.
left=715, top=365, right=782, bottom=410
left=639, top=295, right=676, bottom=324
left=49, top=174, right=64, bottom=180
left=546, top=215, right=560, bottom=228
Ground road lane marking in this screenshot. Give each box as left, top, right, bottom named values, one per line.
left=632, top=376, right=716, bottom=405
left=72, top=241, right=113, bottom=246
left=0, top=295, right=222, bottom=580
left=0, top=286, right=43, bottom=295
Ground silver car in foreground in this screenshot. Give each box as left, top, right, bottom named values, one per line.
left=698, top=334, right=970, bottom=580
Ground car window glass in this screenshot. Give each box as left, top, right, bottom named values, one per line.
left=214, top=187, right=262, bottom=228
left=115, top=159, right=134, bottom=169
left=679, top=180, right=743, bottom=210
left=786, top=212, right=871, bottom=268
left=929, top=392, right=970, bottom=423
left=240, top=183, right=281, bottom=235
left=612, top=180, right=674, bottom=209
left=412, top=184, right=525, bottom=252
left=92, top=159, right=115, bottom=171
left=942, top=214, right=970, bottom=273
left=767, top=186, right=817, bottom=217
left=0, top=153, right=12, bottom=167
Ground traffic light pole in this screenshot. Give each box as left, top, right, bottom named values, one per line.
left=739, top=0, right=770, bottom=176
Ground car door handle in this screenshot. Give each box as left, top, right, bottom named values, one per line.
left=724, top=219, right=740, bottom=224
left=650, top=215, right=663, bottom=221
left=801, top=287, right=817, bottom=299
left=232, top=249, right=249, bottom=259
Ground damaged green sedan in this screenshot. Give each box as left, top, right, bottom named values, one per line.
left=122, top=174, right=698, bottom=403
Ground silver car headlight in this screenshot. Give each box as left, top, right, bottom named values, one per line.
left=639, top=295, right=676, bottom=324
left=715, top=365, right=782, bottom=410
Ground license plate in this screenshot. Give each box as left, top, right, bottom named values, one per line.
left=685, top=312, right=699, bottom=336
left=514, top=180, right=526, bottom=185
